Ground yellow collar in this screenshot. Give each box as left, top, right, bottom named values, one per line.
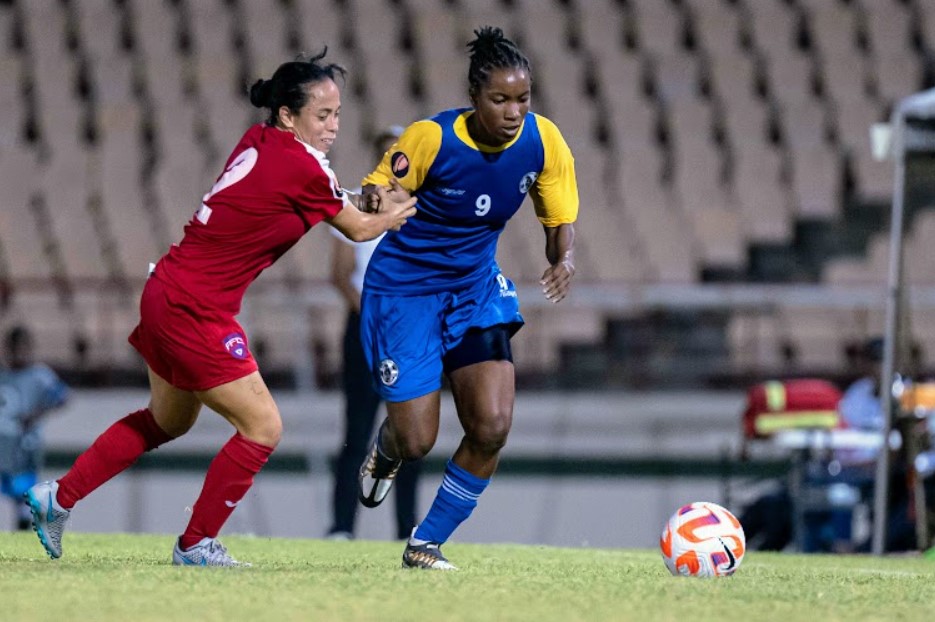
left=453, top=111, right=524, bottom=153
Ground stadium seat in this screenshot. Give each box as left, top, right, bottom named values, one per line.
left=779, top=306, right=860, bottom=370
left=0, top=57, right=27, bottom=153
left=629, top=0, right=686, bottom=58
left=687, top=206, right=745, bottom=270
left=3, top=289, right=88, bottom=368
left=39, top=149, right=111, bottom=282
left=294, top=0, right=348, bottom=55
left=823, top=234, right=889, bottom=284
left=0, top=151, right=53, bottom=282
left=732, top=143, right=794, bottom=244
left=870, top=49, right=923, bottom=104
left=706, top=52, right=760, bottom=104
left=95, top=102, right=167, bottom=276
left=73, top=0, right=122, bottom=62
left=779, top=99, right=833, bottom=150
left=650, top=52, right=703, bottom=104
left=788, top=143, right=843, bottom=220
left=575, top=0, right=626, bottom=57
left=744, top=0, right=799, bottom=55
left=240, top=0, right=295, bottom=77
left=761, top=49, right=818, bottom=107
left=801, top=0, right=861, bottom=58
left=186, top=0, right=238, bottom=59
left=861, top=0, right=917, bottom=59
left=727, top=310, right=787, bottom=374
left=686, top=0, right=744, bottom=59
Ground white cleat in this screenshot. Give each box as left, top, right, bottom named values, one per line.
left=24, top=480, right=70, bottom=560
left=172, top=537, right=251, bottom=567
left=358, top=440, right=402, bottom=508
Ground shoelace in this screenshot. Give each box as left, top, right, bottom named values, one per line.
left=207, top=541, right=231, bottom=562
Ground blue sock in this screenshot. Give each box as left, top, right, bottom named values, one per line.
left=414, top=460, right=489, bottom=544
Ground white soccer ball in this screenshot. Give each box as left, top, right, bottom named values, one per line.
left=660, top=501, right=746, bottom=578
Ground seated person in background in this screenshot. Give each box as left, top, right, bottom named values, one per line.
left=842, top=337, right=931, bottom=553
left=0, top=326, right=69, bottom=529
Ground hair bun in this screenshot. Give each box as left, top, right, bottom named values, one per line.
left=473, top=26, right=505, bottom=46
left=249, top=78, right=274, bottom=108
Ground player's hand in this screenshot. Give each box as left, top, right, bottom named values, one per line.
left=377, top=184, right=417, bottom=231
left=364, top=180, right=411, bottom=214
left=385, top=179, right=412, bottom=205
left=540, top=258, right=575, bottom=303
left=363, top=187, right=382, bottom=213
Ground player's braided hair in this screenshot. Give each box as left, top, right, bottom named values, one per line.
left=249, top=47, right=346, bottom=126
left=466, top=26, right=531, bottom=96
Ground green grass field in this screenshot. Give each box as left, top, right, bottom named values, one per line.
left=1, top=532, right=933, bottom=622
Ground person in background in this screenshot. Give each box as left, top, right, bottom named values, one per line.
left=0, top=326, right=69, bottom=530
left=841, top=336, right=929, bottom=553
left=23, top=49, right=416, bottom=566
left=327, top=125, right=422, bottom=541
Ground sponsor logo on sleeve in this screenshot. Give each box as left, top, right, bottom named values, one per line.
left=390, top=152, right=410, bottom=178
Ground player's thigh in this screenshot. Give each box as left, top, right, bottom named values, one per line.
left=147, top=366, right=202, bottom=438
left=360, top=291, right=447, bottom=402
left=448, top=360, right=515, bottom=445
left=195, top=371, right=282, bottom=447
left=385, top=391, right=442, bottom=458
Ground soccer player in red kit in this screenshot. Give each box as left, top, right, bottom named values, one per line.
left=23, top=49, right=416, bottom=566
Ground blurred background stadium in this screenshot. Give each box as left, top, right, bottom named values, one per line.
left=1, top=0, right=934, bottom=549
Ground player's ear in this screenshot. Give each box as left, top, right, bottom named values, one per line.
left=277, top=105, right=294, bottom=129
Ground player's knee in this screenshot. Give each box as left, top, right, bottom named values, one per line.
left=157, top=417, right=196, bottom=439
left=466, top=414, right=511, bottom=454
left=242, top=409, right=282, bottom=448
left=394, top=434, right=434, bottom=461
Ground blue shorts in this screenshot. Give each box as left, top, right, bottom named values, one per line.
left=360, top=267, right=524, bottom=402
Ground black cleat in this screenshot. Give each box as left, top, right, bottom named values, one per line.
left=358, top=440, right=402, bottom=508
left=402, top=539, right=458, bottom=570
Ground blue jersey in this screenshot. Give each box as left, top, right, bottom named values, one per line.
left=362, top=108, right=578, bottom=295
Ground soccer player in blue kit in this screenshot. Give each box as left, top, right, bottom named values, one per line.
left=357, top=26, right=578, bottom=569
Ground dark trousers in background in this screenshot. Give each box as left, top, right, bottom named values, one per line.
left=330, top=311, right=422, bottom=539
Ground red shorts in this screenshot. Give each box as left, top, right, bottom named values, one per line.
left=128, top=276, right=258, bottom=391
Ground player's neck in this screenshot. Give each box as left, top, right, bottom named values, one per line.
left=465, top=113, right=505, bottom=148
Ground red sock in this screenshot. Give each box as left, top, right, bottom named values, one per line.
left=56, top=409, right=173, bottom=509
left=179, top=433, right=273, bottom=550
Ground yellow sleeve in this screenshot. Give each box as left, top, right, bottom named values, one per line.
left=361, top=120, right=442, bottom=192
left=529, top=114, right=579, bottom=227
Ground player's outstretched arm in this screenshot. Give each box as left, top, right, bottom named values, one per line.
left=540, top=223, right=576, bottom=303
left=327, top=186, right=416, bottom=242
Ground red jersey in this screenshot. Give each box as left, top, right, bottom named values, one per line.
left=154, top=124, right=345, bottom=314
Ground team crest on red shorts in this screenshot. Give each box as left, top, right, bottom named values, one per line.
left=223, top=333, right=249, bottom=360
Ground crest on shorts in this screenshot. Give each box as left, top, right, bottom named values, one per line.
left=379, top=359, right=399, bottom=386
left=519, top=171, right=538, bottom=194
left=223, top=333, right=249, bottom=360
left=391, top=151, right=410, bottom=178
